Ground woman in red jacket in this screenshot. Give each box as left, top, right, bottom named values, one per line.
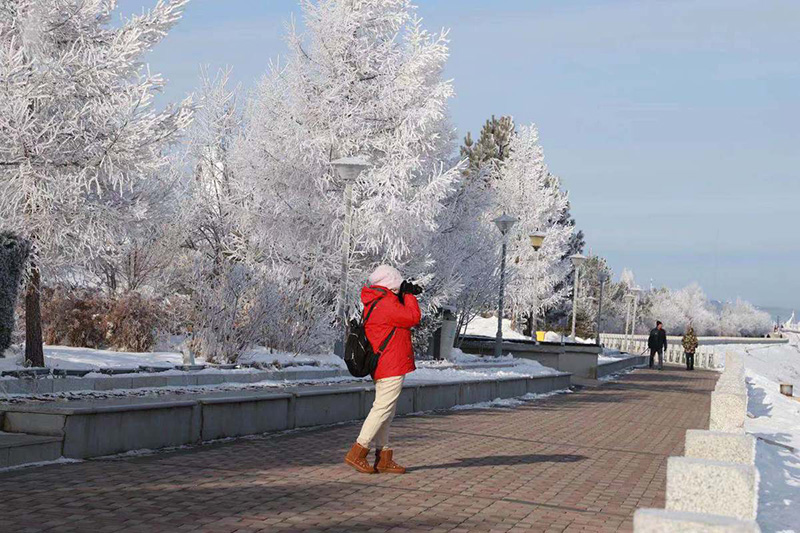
left=344, top=265, right=421, bottom=474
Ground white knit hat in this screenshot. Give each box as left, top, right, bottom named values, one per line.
left=368, top=264, right=403, bottom=292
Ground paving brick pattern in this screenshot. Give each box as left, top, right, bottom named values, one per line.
left=0, top=368, right=717, bottom=532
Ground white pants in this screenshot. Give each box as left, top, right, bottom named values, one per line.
left=357, top=375, right=405, bottom=450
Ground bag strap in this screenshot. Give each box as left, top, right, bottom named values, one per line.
left=362, top=287, right=389, bottom=325
left=363, top=288, right=396, bottom=354
left=378, top=328, right=396, bottom=354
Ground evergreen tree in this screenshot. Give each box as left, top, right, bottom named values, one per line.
left=460, top=115, right=515, bottom=176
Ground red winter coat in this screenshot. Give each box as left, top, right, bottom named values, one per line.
left=361, top=285, right=421, bottom=380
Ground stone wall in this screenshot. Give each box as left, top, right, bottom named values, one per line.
left=633, top=351, right=762, bottom=532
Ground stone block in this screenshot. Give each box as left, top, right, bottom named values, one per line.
left=92, top=376, right=134, bottom=391
left=709, top=392, right=747, bottom=432
left=0, top=434, right=63, bottom=468
left=666, top=457, right=758, bottom=520
left=684, top=430, right=755, bottom=465
left=200, top=394, right=291, bottom=440
left=527, top=376, right=555, bottom=394
left=715, top=377, right=746, bottom=396
left=294, top=388, right=362, bottom=427
left=195, top=374, right=225, bottom=386
left=393, top=387, right=416, bottom=415
left=128, top=375, right=169, bottom=389
left=458, top=380, right=497, bottom=405
left=415, top=383, right=460, bottom=412
left=164, top=374, right=198, bottom=387
left=634, top=509, right=761, bottom=532
left=0, top=379, right=33, bottom=395
left=52, top=378, right=93, bottom=393
left=496, top=378, right=527, bottom=399
left=3, top=411, right=67, bottom=436
left=61, top=402, right=201, bottom=458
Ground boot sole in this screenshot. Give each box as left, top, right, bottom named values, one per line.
left=344, top=458, right=375, bottom=474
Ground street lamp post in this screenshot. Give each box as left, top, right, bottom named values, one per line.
left=630, top=287, right=642, bottom=344
left=528, top=232, right=546, bottom=341
left=623, top=293, right=635, bottom=351
left=493, top=214, right=517, bottom=358
left=596, top=272, right=608, bottom=346
left=569, top=254, right=587, bottom=340
left=331, top=156, right=370, bottom=357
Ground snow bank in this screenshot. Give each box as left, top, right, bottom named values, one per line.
left=0, top=345, right=184, bottom=372
left=239, top=348, right=346, bottom=370
left=733, top=334, right=800, bottom=532
left=451, top=389, right=571, bottom=410
left=464, top=316, right=529, bottom=340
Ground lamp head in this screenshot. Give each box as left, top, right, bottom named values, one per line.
left=493, top=213, right=517, bottom=235
left=331, top=156, right=370, bottom=182
left=570, top=253, right=587, bottom=268
left=529, top=231, right=546, bottom=251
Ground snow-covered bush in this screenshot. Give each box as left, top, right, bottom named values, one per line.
left=0, top=232, right=29, bottom=354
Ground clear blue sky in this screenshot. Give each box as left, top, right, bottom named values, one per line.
left=120, top=0, right=800, bottom=314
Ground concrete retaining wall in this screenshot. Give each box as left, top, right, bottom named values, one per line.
left=596, top=355, right=649, bottom=378
left=460, top=337, right=600, bottom=379
left=0, top=373, right=571, bottom=461
left=0, top=368, right=353, bottom=396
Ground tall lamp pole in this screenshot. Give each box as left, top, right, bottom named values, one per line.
left=528, top=232, right=546, bottom=340
left=493, top=214, right=517, bottom=357
left=331, top=156, right=370, bottom=357
left=630, top=287, right=642, bottom=343
left=569, top=254, right=587, bottom=340
left=596, top=272, right=608, bottom=346
left=623, top=293, right=635, bottom=351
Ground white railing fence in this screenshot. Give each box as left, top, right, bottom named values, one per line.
left=599, top=334, right=787, bottom=370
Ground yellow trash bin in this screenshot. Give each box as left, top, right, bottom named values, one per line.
left=535, top=331, right=545, bottom=342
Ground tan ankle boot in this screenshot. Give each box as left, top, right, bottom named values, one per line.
left=344, top=442, right=374, bottom=474
left=375, top=448, right=406, bottom=474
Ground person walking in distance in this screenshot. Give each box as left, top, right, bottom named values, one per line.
left=682, top=325, right=698, bottom=371
left=344, top=265, right=421, bottom=474
left=648, top=320, right=668, bottom=370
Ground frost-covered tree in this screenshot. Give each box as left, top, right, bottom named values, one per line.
left=720, top=299, right=772, bottom=337
left=234, top=0, right=460, bottom=349
left=0, top=0, right=194, bottom=365
left=541, top=185, right=585, bottom=328
left=492, top=124, right=573, bottom=332
left=647, top=283, right=717, bottom=335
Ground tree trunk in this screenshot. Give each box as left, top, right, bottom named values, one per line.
left=24, top=263, right=44, bottom=367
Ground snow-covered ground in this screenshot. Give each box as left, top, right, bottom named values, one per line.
left=0, top=344, right=350, bottom=374
left=465, top=316, right=529, bottom=340
left=0, top=345, right=185, bottom=372
left=464, top=316, right=596, bottom=345
left=724, top=336, right=800, bottom=532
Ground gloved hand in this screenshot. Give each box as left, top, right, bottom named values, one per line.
left=399, top=280, right=423, bottom=296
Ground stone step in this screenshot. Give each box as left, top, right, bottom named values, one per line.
left=0, top=432, right=63, bottom=469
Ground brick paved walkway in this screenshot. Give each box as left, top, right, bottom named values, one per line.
left=0, top=368, right=717, bottom=533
